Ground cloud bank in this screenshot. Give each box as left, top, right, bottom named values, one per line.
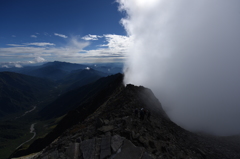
left=118, top=0, right=240, bottom=135
left=0, top=34, right=130, bottom=65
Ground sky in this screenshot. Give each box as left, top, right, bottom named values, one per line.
left=0, top=0, right=129, bottom=66
left=119, top=0, right=240, bottom=135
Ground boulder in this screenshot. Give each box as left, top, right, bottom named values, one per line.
left=113, top=139, right=144, bottom=159
left=111, top=135, right=124, bottom=152
left=80, top=138, right=96, bottom=159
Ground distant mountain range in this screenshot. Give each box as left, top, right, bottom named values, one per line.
left=0, top=61, right=123, bottom=81
left=0, top=61, right=123, bottom=118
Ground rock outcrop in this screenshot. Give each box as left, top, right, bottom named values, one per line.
left=12, top=84, right=240, bottom=159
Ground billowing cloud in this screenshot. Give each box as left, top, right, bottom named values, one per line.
left=82, top=34, right=103, bottom=41
left=101, top=34, right=131, bottom=53
left=31, top=35, right=37, bottom=38
left=54, top=33, right=68, bottom=38
left=118, top=0, right=240, bottom=135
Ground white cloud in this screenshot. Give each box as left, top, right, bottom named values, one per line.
left=14, top=64, right=22, bottom=68
left=54, top=33, right=68, bottom=38
left=82, top=34, right=103, bottom=41
left=44, top=32, right=49, bottom=36
left=1, top=34, right=130, bottom=63
left=2, top=65, right=9, bottom=68
left=0, top=57, right=46, bottom=68
left=24, top=42, right=55, bottom=46
left=101, top=34, right=131, bottom=52
left=34, top=56, right=46, bottom=63
left=31, top=35, right=37, bottom=38
left=117, top=0, right=240, bottom=135
left=12, top=35, right=16, bottom=37
left=7, top=44, right=25, bottom=47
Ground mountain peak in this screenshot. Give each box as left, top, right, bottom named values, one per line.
left=10, top=82, right=240, bottom=159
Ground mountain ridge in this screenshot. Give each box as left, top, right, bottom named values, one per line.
left=9, top=76, right=240, bottom=159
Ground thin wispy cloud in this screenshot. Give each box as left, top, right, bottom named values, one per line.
left=44, top=32, right=49, bottom=36
left=82, top=34, right=103, bottom=41
left=31, top=35, right=37, bottom=38
left=7, top=44, right=25, bottom=47
left=54, top=33, right=68, bottom=38
left=24, top=42, right=55, bottom=46
left=12, top=35, right=16, bottom=37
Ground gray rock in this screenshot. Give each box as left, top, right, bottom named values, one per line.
left=96, top=118, right=104, bottom=128
left=142, top=152, right=154, bottom=159
left=81, top=138, right=96, bottom=159
left=103, top=119, right=109, bottom=125
left=132, top=131, right=140, bottom=139
left=111, top=135, right=124, bottom=152
left=98, top=125, right=114, bottom=132
left=66, top=143, right=80, bottom=159
left=48, top=150, right=59, bottom=159
left=113, top=139, right=144, bottom=159
left=95, top=138, right=102, bottom=158
left=100, top=134, right=111, bottom=159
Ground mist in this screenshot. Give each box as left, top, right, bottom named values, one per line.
left=117, top=0, right=240, bottom=135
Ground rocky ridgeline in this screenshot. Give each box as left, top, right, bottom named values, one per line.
left=13, top=85, right=240, bottom=159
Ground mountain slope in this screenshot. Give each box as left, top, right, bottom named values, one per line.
left=10, top=78, right=240, bottom=159
left=0, top=72, right=55, bottom=117
left=10, top=73, right=123, bottom=158
left=39, top=73, right=122, bottom=119
left=59, top=68, right=108, bottom=92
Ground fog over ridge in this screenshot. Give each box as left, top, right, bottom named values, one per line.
left=117, top=0, right=240, bottom=135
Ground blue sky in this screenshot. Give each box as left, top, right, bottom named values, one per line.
left=0, top=0, right=130, bottom=66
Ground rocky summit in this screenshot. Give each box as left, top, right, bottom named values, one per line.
left=12, top=84, right=240, bottom=159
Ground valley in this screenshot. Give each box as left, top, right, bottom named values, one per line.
left=0, top=61, right=123, bottom=159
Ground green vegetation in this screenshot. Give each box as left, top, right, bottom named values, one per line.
left=0, top=111, right=64, bottom=159
left=0, top=72, right=56, bottom=117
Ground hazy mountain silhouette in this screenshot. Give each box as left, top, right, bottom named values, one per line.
left=18, top=61, right=88, bottom=81
left=59, top=68, right=108, bottom=92
left=0, top=61, right=123, bottom=81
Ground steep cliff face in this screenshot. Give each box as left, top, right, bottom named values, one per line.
left=11, top=83, right=240, bottom=159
